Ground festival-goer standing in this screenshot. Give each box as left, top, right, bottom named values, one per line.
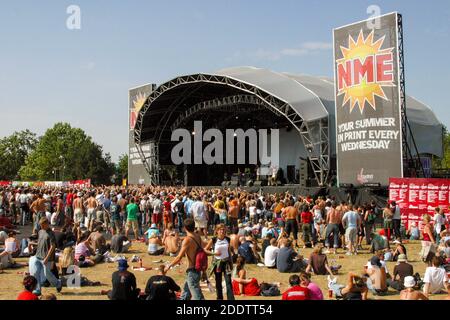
left=165, top=218, right=205, bottom=300
left=205, top=224, right=235, bottom=300
left=32, top=217, right=62, bottom=295
left=342, top=205, right=361, bottom=255
left=125, top=197, right=139, bottom=240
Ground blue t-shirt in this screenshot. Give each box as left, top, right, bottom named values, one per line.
left=147, top=228, right=160, bottom=239
left=343, top=211, right=359, bottom=228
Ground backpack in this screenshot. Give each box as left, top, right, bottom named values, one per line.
left=260, top=283, right=280, bottom=296
left=189, top=236, right=208, bottom=272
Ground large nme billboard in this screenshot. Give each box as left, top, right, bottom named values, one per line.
left=128, top=84, right=156, bottom=185
left=333, top=12, right=403, bottom=187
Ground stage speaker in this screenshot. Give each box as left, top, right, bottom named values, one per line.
left=299, top=159, right=308, bottom=187
left=287, top=165, right=296, bottom=183
left=229, top=181, right=239, bottom=188
left=221, top=181, right=228, bottom=187
left=246, top=180, right=254, bottom=187
left=253, top=180, right=262, bottom=187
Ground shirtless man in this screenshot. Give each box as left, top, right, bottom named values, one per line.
left=85, top=192, right=98, bottom=231
left=325, top=203, right=342, bottom=254
left=283, top=199, right=300, bottom=248
left=118, top=195, right=128, bottom=229
left=163, top=230, right=180, bottom=257
left=29, top=194, right=47, bottom=234
left=228, top=199, right=239, bottom=230
left=165, top=218, right=205, bottom=300
left=72, top=192, right=84, bottom=227
left=229, top=227, right=240, bottom=260
left=399, top=276, right=428, bottom=300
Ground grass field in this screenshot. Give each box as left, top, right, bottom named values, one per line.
left=1, top=228, right=448, bottom=300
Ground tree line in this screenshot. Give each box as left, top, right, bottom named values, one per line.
left=0, top=123, right=128, bottom=185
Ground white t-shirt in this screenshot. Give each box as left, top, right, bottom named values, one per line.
left=45, top=211, right=52, bottom=222
left=214, top=238, right=230, bottom=260
left=433, top=214, right=445, bottom=234
left=50, top=212, right=59, bottom=225
left=264, top=245, right=280, bottom=267
left=19, top=194, right=28, bottom=204
left=191, top=201, right=207, bottom=221
left=423, top=266, right=448, bottom=294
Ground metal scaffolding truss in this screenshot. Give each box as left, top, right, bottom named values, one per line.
left=170, top=94, right=271, bottom=132
left=397, top=13, right=424, bottom=177
left=134, top=73, right=330, bottom=186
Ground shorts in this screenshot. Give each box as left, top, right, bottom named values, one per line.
left=194, top=217, right=207, bottom=229
left=384, top=220, right=393, bottom=229
left=285, top=219, right=298, bottom=240
left=345, top=227, right=358, bottom=244
left=74, top=209, right=83, bottom=224
left=87, top=208, right=95, bottom=221
left=126, top=220, right=138, bottom=230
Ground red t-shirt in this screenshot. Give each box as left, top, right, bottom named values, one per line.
left=282, top=285, right=309, bottom=300
left=17, top=291, right=39, bottom=300
left=66, top=193, right=74, bottom=206
left=301, top=211, right=313, bottom=224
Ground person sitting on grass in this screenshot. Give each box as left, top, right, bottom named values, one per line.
left=276, top=239, right=307, bottom=273
left=400, top=276, right=428, bottom=300
left=231, top=256, right=261, bottom=296
left=101, top=259, right=140, bottom=300
left=328, top=272, right=368, bottom=300
left=163, top=227, right=180, bottom=257
left=144, top=265, right=181, bottom=300
left=299, top=271, right=323, bottom=300
left=387, top=254, right=414, bottom=291
left=305, top=245, right=341, bottom=276
left=74, top=232, right=97, bottom=267
left=17, top=275, right=39, bottom=300
left=406, top=222, right=420, bottom=240
left=423, top=256, right=449, bottom=296
left=281, top=274, right=309, bottom=300
left=147, top=233, right=165, bottom=256
left=365, top=256, right=388, bottom=296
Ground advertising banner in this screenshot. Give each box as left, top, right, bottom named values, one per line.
left=128, top=84, right=156, bottom=185
left=389, top=177, right=450, bottom=229
left=334, top=13, right=403, bottom=187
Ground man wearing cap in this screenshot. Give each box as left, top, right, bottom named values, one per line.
left=32, top=217, right=62, bottom=295
left=104, top=259, right=139, bottom=300
left=400, top=276, right=428, bottom=300
left=387, top=254, right=414, bottom=291
left=365, top=256, right=388, bottom=295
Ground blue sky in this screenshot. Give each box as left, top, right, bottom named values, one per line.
left=1, top=0, right=449, bottom=161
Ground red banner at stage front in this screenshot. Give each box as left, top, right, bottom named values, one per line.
left=0, top=181, right=11, bottom=186
left=389, top=177, right=450, bottom=229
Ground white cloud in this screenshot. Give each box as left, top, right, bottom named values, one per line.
left=229, top=41, right=332, bottom=62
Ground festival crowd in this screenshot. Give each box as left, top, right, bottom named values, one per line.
left=0, top=185, right=449, bottom=300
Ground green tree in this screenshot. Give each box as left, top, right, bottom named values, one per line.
left=118, top=154, right=128, bottom=181
left=19, top=122, right=114, bottom=184
left=0, top=130, right=38, bottom=180
left=432, top=126, right=450, bottom=170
